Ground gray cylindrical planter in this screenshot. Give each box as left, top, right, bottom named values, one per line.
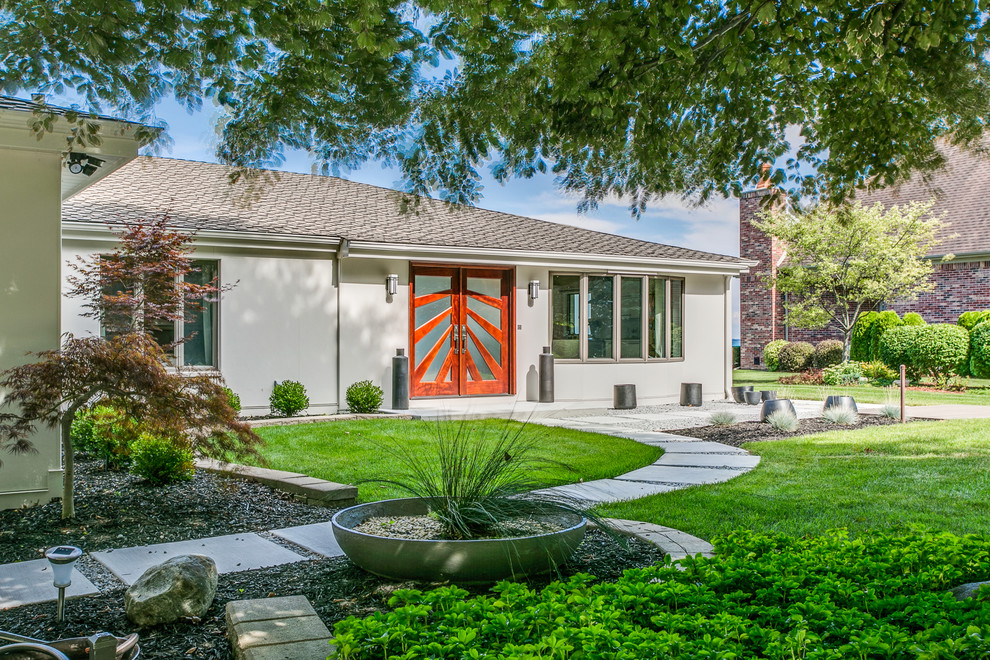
left=613, top=384, right=637, bottom=410
left=331, top=498, right=587, bottom=583
left=824, top=395, right=857, bottom=412
left=539, top=346, right=554, bottom=403
left=391, top=349, right=409, bottom=410
left=760, top=398, right=797, bottom=422
left=731, top=385, right=753, bottom=403
left=680, top=383, right=702, bottom=407
left=760, top=390, right=777, bottom=401
left=744, top=390, right=763, bottom=405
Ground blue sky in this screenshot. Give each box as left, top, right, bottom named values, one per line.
left=68, top=95, right=744, bottom=336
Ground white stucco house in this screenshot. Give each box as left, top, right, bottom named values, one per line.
left=60, top=157, right=752, bottom=416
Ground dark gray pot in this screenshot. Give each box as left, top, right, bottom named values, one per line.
left=731, top=385, right=753, bottom=403
left=680, top=383, right=702, bottom=407
left=613, top=384, right=636, bottom=410
left=744, top=390, right=763, bottom=405
left=760, top=390, right=777, bottom=401
left=824, top=395, right=857, bottom=412
left=760, top=398, right=797, bottom=422
left=331, top=498, right=587, bottom=583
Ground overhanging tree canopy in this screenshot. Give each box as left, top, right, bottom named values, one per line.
left=4, top=0, right=989, bottom=211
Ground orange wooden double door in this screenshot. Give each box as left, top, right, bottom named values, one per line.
left=410, top=265, right=514, bottom=397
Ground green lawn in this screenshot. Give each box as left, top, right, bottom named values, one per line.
left=601, top=419, right=990, bottom=540
left=735, top=368, right=990, bottom=406
left=252, top=418, right=661, bottom=501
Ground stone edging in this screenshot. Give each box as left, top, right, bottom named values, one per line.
left=195, top=458, right=357, bottom=506
left=247, top=412, right=413, bottom=428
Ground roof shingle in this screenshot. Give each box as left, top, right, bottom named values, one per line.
left=62, top=157, right=742, bottom=264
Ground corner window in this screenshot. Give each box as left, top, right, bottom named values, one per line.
left=551, top=273, right=684, bottom=362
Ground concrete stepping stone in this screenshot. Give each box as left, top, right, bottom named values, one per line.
left=605, top=519, right=715, bottom=558
left=0, top=559, right=99, bottom=609
left=653, top=441, right=749, bottom=454
left=92, top=533, right=306, bottom=586
left=617, top=465, right=746, bottom=485
left=656, top=453, right=761, bottom=469
left=227, top=595, right=333, bottom=660
left=271, top=522, right=344, bottom=558
left=536, top=478, right=680, bottom=504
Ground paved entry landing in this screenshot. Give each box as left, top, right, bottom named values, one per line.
left=91, top=533, right=306, bottom=585
left=0, top=559, right=99, bottom=609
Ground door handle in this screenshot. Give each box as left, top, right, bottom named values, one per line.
left=461, top=325, right=467, bottom=350
left=452, top=324, right=459, bottom=354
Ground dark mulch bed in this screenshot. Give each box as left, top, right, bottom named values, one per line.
left=669, top=415, right=925, bottom=447
left=0, top=459, right=335, bottom=564
left=2, top=530, right=662, bottom=660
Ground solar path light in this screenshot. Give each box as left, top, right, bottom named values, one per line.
left=45, top=545, right=82, bottom=623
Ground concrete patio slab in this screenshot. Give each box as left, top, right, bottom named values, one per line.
left=92, top=533, right=306, bottom=585
left=271, top=523, right=344, bottom=558
left=617, top=465, right=746, bottom=485
left=535, top=478, right=680, bottom=504
left=0, top=559, right=99, bottom=609
left=656, top=453, right=761, bottom=469
left=653, top=441, right=749, bottom=454
left=226, top=596, right=333, bottom=660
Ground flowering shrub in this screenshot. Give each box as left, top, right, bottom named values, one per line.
left=822, top=361, right=864, bottom=385
left=331, top=530, right=990, bottom=659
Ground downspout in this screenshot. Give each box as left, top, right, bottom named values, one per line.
left=724, top=275, right=732, bottom=400
left=335, top=238, right=350, bottom=413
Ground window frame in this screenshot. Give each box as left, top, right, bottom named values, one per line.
left=549, top=272, right=685, bottom=364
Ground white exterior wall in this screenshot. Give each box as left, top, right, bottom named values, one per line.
left=61, top=235, right=339, bottom=417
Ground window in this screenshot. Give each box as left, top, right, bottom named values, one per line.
left=101, top=259, right=220, bottom=369
left=550, top=273, right=684, bottom=362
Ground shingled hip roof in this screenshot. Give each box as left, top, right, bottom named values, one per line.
left=62, top=157, right=746, bottom=267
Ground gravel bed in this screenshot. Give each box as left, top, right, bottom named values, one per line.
left=1, top=529, right=665, bottom=660
left=668, top=415, right=921, bottom=447
left=354, top=515, right=564, bottom=539
left=0, top=459, right=339, bottom=564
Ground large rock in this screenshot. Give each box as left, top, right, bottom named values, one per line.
left=125, top=554, right=218, bottom=626
left=950, top=581, right=990, bottom=601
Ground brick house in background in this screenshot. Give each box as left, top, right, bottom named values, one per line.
left=739, top=144, right=990, bottom=369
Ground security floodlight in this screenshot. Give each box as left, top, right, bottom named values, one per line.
left=65, top=153, right=105, bottom=176
left=45, top=545, right=82, bottom=622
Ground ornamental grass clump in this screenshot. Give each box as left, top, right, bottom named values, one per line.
left=765, top=410, right=799, bottom=432
left=708, top=410, right=736, bottom=427
left=822, top=406, right=859, bottom=425
left=364, top=420, right=599, bottom=540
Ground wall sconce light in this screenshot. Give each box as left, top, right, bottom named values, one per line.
left=528, top=280, right=540, bottom=300
left=386, top=274, right=399, bottom=296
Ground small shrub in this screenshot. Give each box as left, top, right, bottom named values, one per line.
left=822, top=406, right=859, bottom=425
left=911, top=324, right=970, bottom=387
left=969, top=320, right=990, bottom=378
left=777, top=341, right=814, bottom=372
left=813, top=339, right=844, bottom=368
left=270, top=380, right=309, bottom=417
left=222, top=387, right=242, bottom=414
left=879, top=325, right=923, bottom=379
left=130, top=433, right=194, bottom=486
left=71, top=405, right=140, bottom=469
left=869, top=310, right=903, bottom=361
left=762, top=339, right=789, bottom=371
left=902, top=312, right=926, bottom=326
left=822, top=361, right=864, bottom=386
left=861, top=360, right=898, bottom=385
left=708, top=411, right=736, bottom=427
left=778, top=368, right=824, bottom=385
left=850, top=311, right=878, bottom=361
left=958, top=310, right=990, bottom=331
left=880, top=403, right=901, bottom=419
left=945, top=376, right=968, bottom=392
left=346, top=380, right=384, bottom=414
left=764, top=410, right=799, bottom=431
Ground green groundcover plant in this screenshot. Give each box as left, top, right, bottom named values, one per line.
left=330, top=530, right=990, bottom=659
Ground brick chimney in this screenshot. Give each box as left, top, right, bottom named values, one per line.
left=739, top=170, right=785, bottom=369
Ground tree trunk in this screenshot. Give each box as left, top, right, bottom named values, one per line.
left=60, top=412, right=75, bottom=519
left=843, top=328, right=852, bottom=362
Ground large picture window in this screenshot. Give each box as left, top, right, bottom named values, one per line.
left=550, top=273, right=684, bottom=362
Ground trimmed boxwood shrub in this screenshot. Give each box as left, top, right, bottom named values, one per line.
left=911, top=323, right=970, bottom=385
left=969, top=321, right=990, bottom=378
left=958, top=310, right=990, bottom=331
left=777, top=341, right=814, bottom=371
left=331, top=530, right=990, bottom=660
left=850, top=311, right=878, bottom=361
left=902, top=312, right=926, bottom=326
left=761, top=339, right=789, bottom=371
left=812, top=339, right=844, bottom=368
left=346, top=380, right=384, bottom=413
left=270, top=380, right=310, bottom=417
left=869, top=310, right=903, bottom=361
left=130, top=433, right=194, bottom=485
left=879, top=325, right=923, bottom=380
left=222, top=386, right=242, bottom=414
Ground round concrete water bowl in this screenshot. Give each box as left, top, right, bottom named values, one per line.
left=824, top=395, right=858, bottom=413
left=331, top=498, right=587, bottom=583
left=680, top=383, right=703, bottom=407
left=731, top=385, right=753, bottom=403
left=743, top=390, right=763, bottom=405
left=760, top=390, right=777, bottom=401
left=760, top=398, right=797, bottom=422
